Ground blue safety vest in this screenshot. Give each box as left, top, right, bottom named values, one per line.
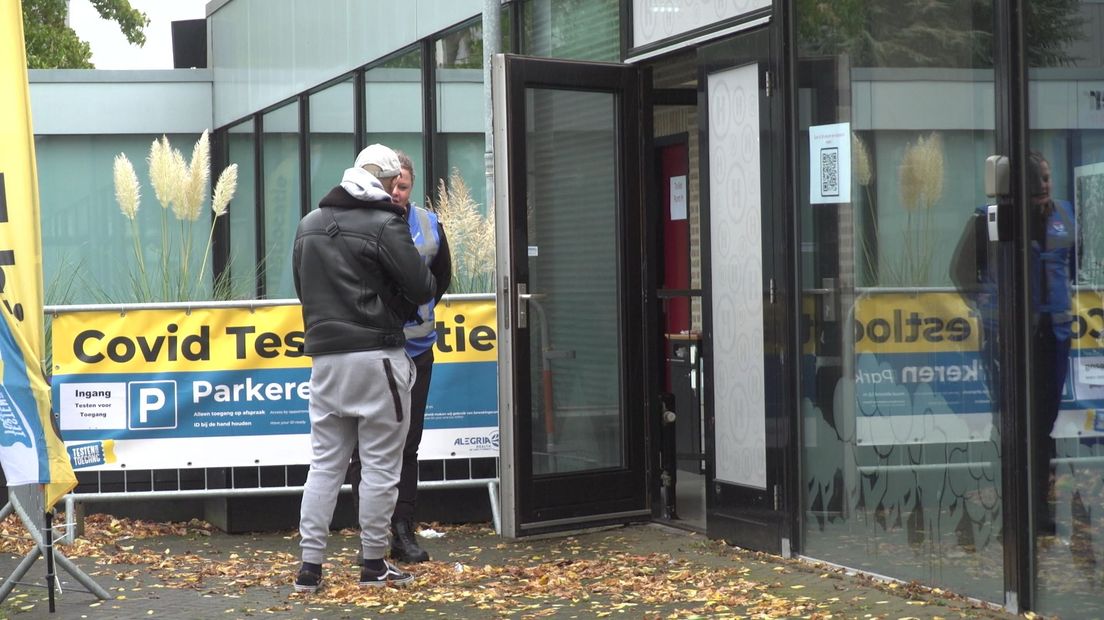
left=403, top=203, right=441, bottom=356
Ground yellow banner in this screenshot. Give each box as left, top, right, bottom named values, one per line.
left=53, top=300, right=498, bottom=376
left=0, top=1, right=76, bottom=507
left=432, top=299, right=497, bottom=363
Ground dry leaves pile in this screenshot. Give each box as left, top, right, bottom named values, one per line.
left=0, top=515, right=988, bottom=619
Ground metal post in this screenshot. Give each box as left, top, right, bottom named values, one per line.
left=483, top=0, right=500, bottom=218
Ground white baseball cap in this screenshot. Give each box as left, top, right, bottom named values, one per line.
left=353, top=144, right=401, bottom=178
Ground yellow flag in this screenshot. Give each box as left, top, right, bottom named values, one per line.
left=0, top=1, right=77, bottom=508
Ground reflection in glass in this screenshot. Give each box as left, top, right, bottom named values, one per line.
left=521, top=0, right=619, bottom=62
left=262, top=102, right=300, bottom=299
left=525, top=87, right=621, bottom=475
left=436, top=21, right=487, bottom=212
left=1028, top=2, right=1104, bottom=616
left=366, top=48, right=425, bottom=205
left=309, top=79, right=354, bottom=211
left=796, top=2, right=1002, bottom=600
left=227, top=120, right=257, bottom=298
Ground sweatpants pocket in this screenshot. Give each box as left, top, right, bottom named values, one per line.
left=382, top=359, right=404, bottom=422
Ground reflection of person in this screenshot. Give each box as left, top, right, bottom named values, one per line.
left=346, top=151, right=452, bottom=564
left=951, top=151, right=1075, bottom=534
left=292, top=144, right=436, bottom=592
left=1025, top=152, right=1076, bottom=534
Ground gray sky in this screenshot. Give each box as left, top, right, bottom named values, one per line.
left=68, top=0, right=208, bottom=70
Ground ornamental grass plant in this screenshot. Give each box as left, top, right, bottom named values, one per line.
left=111, top=131, right=238, bottom=302
left=431, top=169, right=495, bottom=294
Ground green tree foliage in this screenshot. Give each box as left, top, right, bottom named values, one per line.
left=23, top=0, right=148, bottom=69
left=797, top=0, right=1082, bottom=68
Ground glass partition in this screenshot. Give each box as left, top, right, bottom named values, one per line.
left=436, top=20, right=487, bottom=213
left=1026, top=2, right=1104, bottom=616
left=308, top=79, right=355, bottom=211
left=227, top=120, right=257, bottom=298
left=366, top=48, right=425, bottom=205
left=796, top=3, right=1003, bottom=600
left=37, top=133, right=202, bottom=304
left=521, top=0, right=620, bottom=62
left=262, top=101, right=301, bottom=299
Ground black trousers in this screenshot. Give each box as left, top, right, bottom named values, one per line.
left=1033, top=317, right=1070, bottom=527
left=347, top=348, right=434, bottom=524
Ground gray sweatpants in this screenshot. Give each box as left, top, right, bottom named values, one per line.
left=299, top=348, right=414, bottom=563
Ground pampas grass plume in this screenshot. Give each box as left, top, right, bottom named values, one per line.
left=113, top=154, right=141, bottom=220
left=148, top=136, right=179, bottom=210
left=211, top=163, right=238, bottom=217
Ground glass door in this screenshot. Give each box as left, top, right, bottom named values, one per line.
left=698, top=28, right=788, bottom=553
left=492, top=54, right=649, bottom=536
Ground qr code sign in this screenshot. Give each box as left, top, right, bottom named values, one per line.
left=820, top=147, right=839, bottom=197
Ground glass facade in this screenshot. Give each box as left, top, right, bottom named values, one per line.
left=366, top=48, right=425, bottom=206
left=1026, top=2, right=1104, bottom=616
left=436, top=20, right=488, bottom=214
left=795, top=2, right=1003, bottom=600
left=308, top=78, right=355, bottom=211
left=521, top=0, right=620, bottom=62
left=226, top=120, right=257, bottom=298
left=261, top=102, right=301, bottom=299
left=38, top=133, right=204, bottom=304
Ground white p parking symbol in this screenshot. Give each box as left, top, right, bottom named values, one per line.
left=128, top=380, right=177, bottom=430
left=138, top=388, right=165, bottom=424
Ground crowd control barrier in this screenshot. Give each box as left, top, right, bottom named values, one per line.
left=46, top=295, right=501, bottom=535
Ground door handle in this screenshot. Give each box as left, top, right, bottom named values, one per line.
left=516, top=283, right=546, bottom=329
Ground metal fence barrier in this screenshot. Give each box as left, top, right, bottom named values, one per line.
left=45, top=297, right=502, bottom=538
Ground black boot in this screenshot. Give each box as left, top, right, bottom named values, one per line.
left=390, top=519, right=430, bottom=563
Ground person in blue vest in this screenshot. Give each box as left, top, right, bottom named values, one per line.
left=347, top=151, right=452, bottom=563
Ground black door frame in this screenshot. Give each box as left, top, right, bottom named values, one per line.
left=696, top=25, right=791, bottom=554
left=994, top=0, right=1033, bottom=610
left=493, top=54, right=651, bottom=537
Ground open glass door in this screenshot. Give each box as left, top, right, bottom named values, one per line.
left=698, top=29, right=788, bottom=553
left=493, top=54, right=649, bottom=537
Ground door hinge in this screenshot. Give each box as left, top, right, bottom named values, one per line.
left=764, top=70, right=772, bottom=97
left=773, top=484, right=780, bottom=511
left=768, top=278, right=775, bottom=304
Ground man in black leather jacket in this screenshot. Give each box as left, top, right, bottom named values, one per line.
left=292, top=143, right=436, bottom=593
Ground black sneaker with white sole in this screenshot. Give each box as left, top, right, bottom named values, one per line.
left=294, top=562, right=323, bottom=593
left=359, top=560, right=414, bottom=587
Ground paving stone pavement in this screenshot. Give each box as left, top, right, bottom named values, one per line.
left=0, top=519, right=1022, bottom=620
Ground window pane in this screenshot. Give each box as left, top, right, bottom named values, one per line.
left=436, top=21, right=487, bottom=213
left=366, top=48, right=425, bottom=205
left=262, top=102, right=300, bottom=299
left=796, top=2, right=1002, bottom=601
left=227, top=120, right=257, bottom=298
left=521, top=0, right=620, bottom=62
left=37, top=134, right=204, bottom=304
left=1026, top=2, right=1104, bottom=616
left=526, top=87, right=621, bottom=474
left=309, top=79, right=354, bottom=210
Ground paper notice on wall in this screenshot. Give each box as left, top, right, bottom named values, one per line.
left=809, top=122, right=851, bottom=204
left=1078, top=356, right=1104, bottom=386
left=670, top=175, right=687, bottom=220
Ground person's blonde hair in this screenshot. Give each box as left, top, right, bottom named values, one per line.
left=395, top=150, right=415, bottom=181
